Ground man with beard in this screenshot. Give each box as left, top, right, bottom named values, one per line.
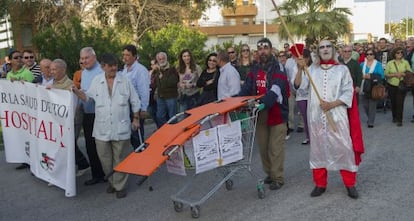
left=239, top=38, right=289, bottom=190
left=153, top=52, right=179, bottom=126
left=295, top=40, right=364, bottom=199
left=375, top=38, right=391, bottom=70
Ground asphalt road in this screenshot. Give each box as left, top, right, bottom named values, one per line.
left=1, top=95, right=414, bottom=221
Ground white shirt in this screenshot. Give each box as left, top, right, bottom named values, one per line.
left=217, top=62, right=241, bottom=100
left=86, top=74, right=141, bottom=141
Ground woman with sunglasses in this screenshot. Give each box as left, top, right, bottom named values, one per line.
left=237, top=44, right=252, bottom=85
left=360, top=48, right=384, bottom=128
left=196, top=53, right=220, bottom=106
left=385, top=47, right=413, bottom=126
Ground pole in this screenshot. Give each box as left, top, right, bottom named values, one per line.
left=269, top=0, right=337, bottom=132
left=263, top=0, right=267, bottom=38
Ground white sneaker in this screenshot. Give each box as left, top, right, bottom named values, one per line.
left=76, top=167, right=90, bottom=177
left=47, top=182, right=54, bottom=187
left=285, top=134, right=290, bottom=140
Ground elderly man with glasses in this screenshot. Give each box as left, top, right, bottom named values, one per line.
left=339, top=45, right=362, bottom=96
left=239, top=38, right=289, bottom=191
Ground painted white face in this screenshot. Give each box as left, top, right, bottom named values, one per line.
left=318, top=40, right=333, bottom=61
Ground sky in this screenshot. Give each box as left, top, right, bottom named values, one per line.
left=357, top=0, right=414, bottom=22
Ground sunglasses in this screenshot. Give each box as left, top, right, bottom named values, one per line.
left=227, top=51, right=235, bottom=54
left=13, top=56, right=23, bottom=59
left=24, top=56, right=34, bottom=59
left=319, top=45, right=332, bottom=49
left=242, top=49, right=250, bottom=52
left=208, top=59, right=217, bottom=62
left=278, top=54, right=286, bottom=57
left=257, top=42, right=270, bottom=48
left=366, top=53, right=374, bottom=56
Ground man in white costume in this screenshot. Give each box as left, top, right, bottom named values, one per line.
left=294, top=40, right=362, bottom=199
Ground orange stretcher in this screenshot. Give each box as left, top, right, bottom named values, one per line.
left=114, top=96, right=261, bottom=177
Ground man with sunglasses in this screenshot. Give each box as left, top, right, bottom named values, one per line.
left=6, top=50, right=34, bottom=170
left=239, top=38, right=289, bottom=191
left=22, top=50, right=41, bottom=79
left=226, top=46, right=239, bottom=68
left=295, top=40, right=363, bottom=199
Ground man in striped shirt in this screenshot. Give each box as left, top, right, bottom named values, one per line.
left=23, top=49, right=41, bottom=79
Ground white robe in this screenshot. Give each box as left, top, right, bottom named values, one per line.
left=303, top=64, right=358, bottom=172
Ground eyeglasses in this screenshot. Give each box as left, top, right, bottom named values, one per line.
left=257, top=42, right=270, bottom=48
left=24, top=56, right=34, bottom=59
left=343, top=50, right=352, bottom=53
left=13, top=56, right=23, bottom=59
left=227, top=51, right=235, bottom=54
left=208, top=59, right=217, bottom=63
left=242, top=49, right=250, bottom=52
left=366, top=53, right=374, bottom=56
left=319, top=45, right=332, bottom=49
left=396, top=51, right=403, bottom=55
left=278, top=54, right=286, bottom=57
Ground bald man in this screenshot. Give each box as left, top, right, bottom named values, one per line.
left=33, top=59, right=54, bottom=86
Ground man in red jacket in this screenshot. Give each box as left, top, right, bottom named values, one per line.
left=239, top=38, right=289, bottom=190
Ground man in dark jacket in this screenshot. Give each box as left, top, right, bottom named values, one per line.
left=239, top=38, right=289, bottom=190
left=154, top=52, right=179, bottom=126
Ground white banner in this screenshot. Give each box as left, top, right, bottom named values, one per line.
left=0, top=80, right=76, bottom=197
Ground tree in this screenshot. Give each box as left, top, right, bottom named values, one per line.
left=32, top=17, right=125, bottom=77
left=138, top=24, right=208, bottom=68
left=275, top=0, right=351, bottom=47
left=386, top=18, right=414, bottom=40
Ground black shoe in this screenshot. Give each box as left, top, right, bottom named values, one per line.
left=346, top=187, right=359, bottom=199
left=296, top=127, right=304, bottom=133
left=301, top=139, right=310, bottom=145
left=84, top=177, right=106, bottom=186
left=269, top=181, right=283, bottom=190
left=264, top=176, right=272, bottom=184
left=397, top=122, right=402, bottom=127
left=106, top=185, right=116, bottom=194
left=310, top=186, right=326, bottom=197
left=15, top=163, right=30, bottom=170
left=116, top=189, right=127, bottom=198
left=367, top=125, right=374, bottom=128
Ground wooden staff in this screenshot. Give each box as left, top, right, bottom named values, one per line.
left=270, top=0, right=337, bottom=133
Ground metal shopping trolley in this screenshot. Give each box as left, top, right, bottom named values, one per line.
left=113, top=96, right=263, bottom=219
left=169, top=102, right=264, bottom=218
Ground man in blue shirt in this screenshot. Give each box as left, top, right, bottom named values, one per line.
left=79, top=47, right=106, bottom=185
left=120, top=45, right=150, bottom=148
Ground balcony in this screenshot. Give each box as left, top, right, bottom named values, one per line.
left=221, top=5, right=258, bottom=18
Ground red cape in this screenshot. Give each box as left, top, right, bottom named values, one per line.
left=347, top=91, right=364, bottom=165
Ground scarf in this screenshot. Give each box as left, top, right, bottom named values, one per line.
left=320, top=59, right=338, bottom=65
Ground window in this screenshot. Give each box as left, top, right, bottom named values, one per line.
left=218, top=36, right=234, bottom=45
left=249, top=35, right=264, bottom=44
left=243, top=18, right=249, bottom=25
left=243, top=0, right=249, bottom=6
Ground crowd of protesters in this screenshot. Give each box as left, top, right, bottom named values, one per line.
left=2, top=36, right=414, bottom=200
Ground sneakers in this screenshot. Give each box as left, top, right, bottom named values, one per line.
left=76, top=167, right=90, bottom=177
left=301, top=139, right=310, bottom=145
left=47, top=182, right=54, bottom=187
left=269, top=181, right=283, bottom=190
left=310, top=186, right=326, bottom=197
left=346, top=186, right=359, bottom=199
left=116, top=189, right=127, bottom=198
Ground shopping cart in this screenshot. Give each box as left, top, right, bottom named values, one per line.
left=113, top=96, right=263, bottom=218
left=169, top=101, right=264, bottom=218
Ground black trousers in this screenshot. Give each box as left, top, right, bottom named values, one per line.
left=83, top=113, right=105, bottom=179
left=388, top=84, right=406, bottom=123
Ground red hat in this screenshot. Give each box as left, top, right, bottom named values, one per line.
left=289, top=43, right=305, bottom=57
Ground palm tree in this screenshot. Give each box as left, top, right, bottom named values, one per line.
left=275, top=0, right=351, bottom=47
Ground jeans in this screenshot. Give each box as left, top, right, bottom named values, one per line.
left=156, top=97, right=178, bottom=126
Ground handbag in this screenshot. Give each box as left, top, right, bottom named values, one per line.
left=403, top=71, right=414, bottom=88
left=393, top=61, right=408, bottom=91
left=371, top=84, right=386, bottom=100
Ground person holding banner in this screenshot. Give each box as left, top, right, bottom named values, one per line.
left=7, top=50, right=34, bottom=170
left=72, top=53, right=141, bottom=199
